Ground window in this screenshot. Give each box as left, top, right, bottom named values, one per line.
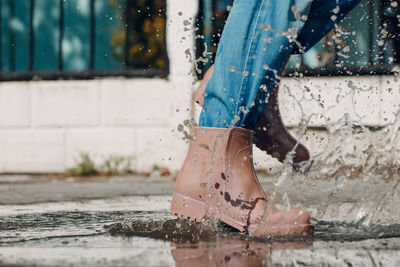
left=0, top=0, right=168, bottom=81
left=195, top=0, right=233, bottom=75
left=195, top=0, right=400, bottom=78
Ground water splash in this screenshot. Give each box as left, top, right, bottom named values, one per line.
left=270, top=112, right=400, bottom=230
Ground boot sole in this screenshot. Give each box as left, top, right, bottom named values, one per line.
left=170, top=192, right=248, bottom=230
left=170, top=192, right=314, bottom=237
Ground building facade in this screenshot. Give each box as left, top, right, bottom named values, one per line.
left=0, top=0, right=399, bottom=174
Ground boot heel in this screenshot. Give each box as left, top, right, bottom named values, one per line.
left=170, top=192, right=206, bottom=222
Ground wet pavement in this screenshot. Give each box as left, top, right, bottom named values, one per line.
left=0, top=175, right=175, bottom=204
left=1, top=195, right=400, bottom=266
left=1, top=175, right=400, bottom=266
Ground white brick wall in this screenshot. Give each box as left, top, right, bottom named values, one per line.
left=0, top=83, right=30, bottom=127
left=101, top=79, right=171, bottom=127
left=136, top=127, right=188, bottom=173
left=0, top=77, right=193, bottom=173
left=32, top=81, right=99, bottom=127
left=279, top=76, right=393, bottom=127
left=0, top=129, right=64, bottom=172
left=380, top=76, right=400, bottom=124
left=0, top=75, right=398, bottom=173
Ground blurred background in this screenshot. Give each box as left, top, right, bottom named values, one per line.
left=0, top=0, right=399, bottom=175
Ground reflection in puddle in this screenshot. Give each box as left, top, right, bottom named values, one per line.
left=171, top=239, right=310, bottom=267
left=105, top=217, right=400, bottom=266
left=106, top=217, right=400, bottom=266
left=2, top=196, right=400, bottom=266
left=105, top=216, right=400, bottom=243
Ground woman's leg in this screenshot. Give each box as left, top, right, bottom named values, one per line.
left=194, top=64, right=312, bottom=167
left=199, top=0, right=362, bottom=130
left=199, top=0, right=313, bottom=130
left=192, top=65, right=310, bottom=166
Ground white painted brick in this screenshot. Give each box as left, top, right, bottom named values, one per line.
left=66, top=129, right=136, bottom=170
left=101, top=79, right=171, bottom=126
left=167, top=0, right=198, bottom=77
left=280, top=76, right=383, bottom=127
left=345, top=76, right=382, bottom=125
left=169, top=77, right=194, bottom=129
left=32, top=81, right=99, bottom=127
left=136, top=127, right=187, bottom=172
left=0, top=129, right=64, bottom=172
left=0, top=82, right=30, bottom=127
left=379, top=76, right=400, bottom=125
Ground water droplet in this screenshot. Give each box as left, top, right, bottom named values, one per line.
left=333, top=6, right=340, bottom=14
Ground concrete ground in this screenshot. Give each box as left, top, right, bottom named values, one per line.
left=0, top=174, right=178, bottom=205
left=1, top=174, right=400, bottom=266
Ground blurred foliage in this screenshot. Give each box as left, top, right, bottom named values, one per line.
left=66, top=152, right=133, bottom=177
left=101, top=154, right=133, bottom=176
left=110, top=0, right=167, bottom=69
left=66, top=152, right=98, bottom=176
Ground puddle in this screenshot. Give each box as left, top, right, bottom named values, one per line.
left=1, top=196, right=400, bottom=266
left=106, top=217, right=400, bottom=243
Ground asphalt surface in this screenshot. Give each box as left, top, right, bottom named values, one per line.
left=1, top=174, right=400, bottom=266
left=0, top=175, right=176, bottom=205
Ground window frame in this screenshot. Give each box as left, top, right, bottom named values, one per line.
left=0, top=0, right=169, bottom=82
left=195, top=0, right=400, bottom=79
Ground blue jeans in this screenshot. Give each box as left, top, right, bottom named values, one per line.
left=199, top=0, right=362, bottom=130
